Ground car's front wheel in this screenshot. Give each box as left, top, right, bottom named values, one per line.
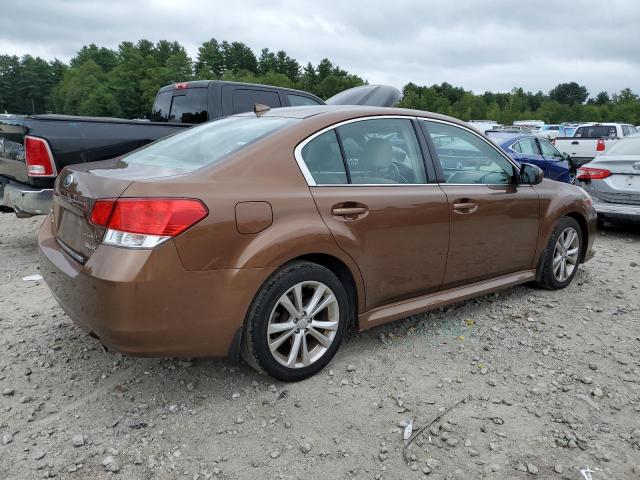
left=242, top=261, right=349, bottom=381
left=536, top=216, right=583, bottom=289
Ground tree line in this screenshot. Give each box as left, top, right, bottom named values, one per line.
left=1, top=39, right=639, bottom=125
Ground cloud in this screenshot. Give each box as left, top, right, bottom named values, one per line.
left=2, top=0, right=639, bottom=95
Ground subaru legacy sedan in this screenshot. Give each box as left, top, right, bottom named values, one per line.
left=39, top=106, right=596, bottom=381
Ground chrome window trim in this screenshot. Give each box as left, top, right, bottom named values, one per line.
left=419, top=118, right=521, bottom=172
left=293, top=115, right=427, bottom=187
left=294, top=115, right=526, bottom=188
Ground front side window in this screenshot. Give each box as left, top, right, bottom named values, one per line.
left=539, top=139, right=561, bottom=157
left=123, top=116, right=296, bottom=173
left=337, top=118, right=427, bottom=184
left=300, top=130, right=348, bottom=184
left=622, top=125, right=631, bottom=136
left=422, top=121, right=516, bottom=185
left=514, top=138, right=539, bottom=155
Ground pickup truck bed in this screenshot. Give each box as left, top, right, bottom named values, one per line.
left=0, top=115, right=188, bottom=216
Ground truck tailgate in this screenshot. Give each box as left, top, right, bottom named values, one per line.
left=0, top=119, right=28, bottom=184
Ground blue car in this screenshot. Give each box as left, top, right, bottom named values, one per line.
left=486, top=131, right=575, bottom=183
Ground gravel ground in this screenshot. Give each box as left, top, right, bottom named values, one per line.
left=1, top=211, right=639, bottom=480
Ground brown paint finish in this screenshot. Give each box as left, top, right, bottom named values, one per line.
left=310, top=185, right=450, bottom=309
left=37, top=105, right=597, bottom=359
left=235, top=201, right=273, bottom=234
left=439, top=184, right=540, bottom=288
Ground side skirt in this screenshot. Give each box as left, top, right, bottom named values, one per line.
left=358, top=270, right=536, bottom=330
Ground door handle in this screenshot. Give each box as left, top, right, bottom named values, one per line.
left=571, top=141, right=579, bottom=145
left=453, top=202, right=478, bottom=214
left=332, top=207, right=367, bottom=216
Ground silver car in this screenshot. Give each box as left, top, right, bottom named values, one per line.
left=577, top=134, right=640, bottom=226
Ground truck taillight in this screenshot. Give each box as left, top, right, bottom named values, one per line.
left=25, top=136, right=57, bottom=177
left=596, top=139, right=606, bottom=152
left=90, top=198, right=208, bottom=248
left=576, top=167, right=611, bottom=180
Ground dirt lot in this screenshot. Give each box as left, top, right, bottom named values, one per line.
left=1, top=212, right=639, bottom=480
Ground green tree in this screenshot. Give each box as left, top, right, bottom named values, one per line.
left=548, top=82, right=589, bottom=105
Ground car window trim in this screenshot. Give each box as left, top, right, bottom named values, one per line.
left=294, top=115, right=436, bottom=187
left=418, top=118, right=521, bottom=186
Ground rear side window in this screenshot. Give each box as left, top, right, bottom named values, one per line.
left=300, top=131, right=348, bottom=184
left=337, top=119, right=426, bottom=184
left=123, top=116, right=296, bottom=173
left=288, top=94, right=322, bottom=106
left=574, top=125, right=617, bottom=138
left=169, top=89, right=208, bottom=124
left=298, top=118, right=427, bottom=185
left=622, top=125, right=631, bottom=136
left=232, top=89, right=281, bottom=114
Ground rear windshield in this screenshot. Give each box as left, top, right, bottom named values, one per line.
left=150, top=88, right=208, bottom=124
left=601, top=137, right=640, bottom=155
left=574, top=125, right=617, bottom=138
left=122, top=116, right=297, bottom=172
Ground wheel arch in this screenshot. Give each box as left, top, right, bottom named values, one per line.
left=535, top=211, right=589, bottom=283
left=565, top=211, right=589, bottom=263
left=294, top=253, right=361, bottom=330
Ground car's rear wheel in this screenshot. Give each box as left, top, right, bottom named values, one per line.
left=242, top=261, right=349, bottom=381
left=536, top=217, right=583, bottom=290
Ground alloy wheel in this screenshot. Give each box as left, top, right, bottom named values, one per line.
left=552, top=227, right=580, bottom=282
left=267, top=281, right=340, bottom=369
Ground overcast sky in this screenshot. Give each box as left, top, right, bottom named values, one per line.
left=2, top=0, right=640, bottom=95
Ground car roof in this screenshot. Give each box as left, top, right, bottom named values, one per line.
left=484, top=131, right=537, bottom=145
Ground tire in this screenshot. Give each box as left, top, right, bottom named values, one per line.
left=242, top=261, right=349, bottom=381
left=536, top=216, right=583, bottom=290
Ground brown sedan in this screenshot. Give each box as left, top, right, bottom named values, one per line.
left=38, top=106, right=596, bottom=381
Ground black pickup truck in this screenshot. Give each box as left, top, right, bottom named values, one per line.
left=0, top=80, right=324, bottom=217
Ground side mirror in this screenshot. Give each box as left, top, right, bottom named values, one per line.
left=519, top=163, right=544, bottom=185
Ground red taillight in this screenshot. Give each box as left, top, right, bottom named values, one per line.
left=175, top=82, right=189, bottom=90
left=25, top=136, right=56, bottom=177
left=91, top=198, right=207, bottom=236
left=596, top=139, right=606, bottom=151
left=576, top=167, right=611, bottom=180
left=90, top=199, right=116, bottom=226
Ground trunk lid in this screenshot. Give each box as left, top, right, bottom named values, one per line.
left=53, top=158, right=180, bottom=262
left=587, top=155, right=640, bottom=206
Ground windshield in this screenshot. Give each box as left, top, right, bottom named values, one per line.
left=601, top=137, right=640, bottom=155
left=123, top=116, right=297, bottom=172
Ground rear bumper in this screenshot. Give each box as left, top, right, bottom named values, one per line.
left=595, top=201, right=640, bottom=219
left=38, top=214, right=274, bottom=357
left=0, top=176, right=52, bottom=217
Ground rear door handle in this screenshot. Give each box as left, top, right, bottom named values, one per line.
left=453, top=202, right=478, bottom=214
left=332, top=207, right=367, bottom=216
left=571, top=141, right=579, bottom=145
